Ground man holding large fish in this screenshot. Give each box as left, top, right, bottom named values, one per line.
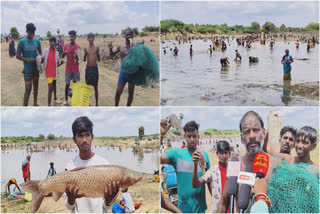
left=21, top=116, right=143, bottom=213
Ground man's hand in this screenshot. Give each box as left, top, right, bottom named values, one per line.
left=104, top=181, right=120, bottom=206
left=65, top=184, right=85, bottom=205
left=160, top=119, right=171, bottom=135
left=28, top=58, right=36, bottom=63
left=252, top=178, right=268, bottom=195
left=192, top=150, right=201, bottom=165
left=107, top=42, right=113, bottom=49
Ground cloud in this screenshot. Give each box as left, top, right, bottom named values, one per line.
left=1, top=1, right=159, bottom=36
left=1, top=108, right=159, bottom=137
left=161, top=1, right=319, bottom=27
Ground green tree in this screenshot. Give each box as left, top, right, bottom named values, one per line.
left=57, top=29, right=60, bottom=36
left=47, top=134, right=55, bottom=140
left=39, top=134, right=45, bottom=141
left=251, top=22, right=260, bottom=32
left=132, top=28, right=139, bottom=36
left=47, top=31, right=52, bottom=38
left=305, top=22, right=319, bottom=31
left=280, top=24, right=286, bottom=32
left=179, top=113, right=184, bottom=120
left=10, top=27, right=19, bottom=40
left=138, top=126, right=144, bottom=140
left=263, top=22, right=277, bottom=33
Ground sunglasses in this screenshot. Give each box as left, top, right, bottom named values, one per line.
left=283, top=136, right=294, bottom=141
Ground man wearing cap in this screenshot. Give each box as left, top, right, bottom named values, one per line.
left=84, top=32, right=100, bottom=106
left=42, top=36, right=64, bottom=106
left=62, top=30, right=81, bottom=105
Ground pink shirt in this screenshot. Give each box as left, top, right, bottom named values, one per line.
left=64, top=43, right=80, bottom=74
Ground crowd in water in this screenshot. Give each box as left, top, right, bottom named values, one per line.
left=161, top=33, right=318, bottom=67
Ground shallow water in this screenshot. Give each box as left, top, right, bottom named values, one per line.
left=1, top=146, right=159, bottom=192
left=161, top=39, right=319, bottom=106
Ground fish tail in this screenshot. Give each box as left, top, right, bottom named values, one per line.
left=21, top=180, right=44, bottom=213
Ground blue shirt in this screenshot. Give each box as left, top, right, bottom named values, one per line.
left=17, top=37, right=42, bottom=72
left=165, top=148, right=210, bottom=213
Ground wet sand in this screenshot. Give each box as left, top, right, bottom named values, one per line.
left=1, top=174, right=159, bottom=213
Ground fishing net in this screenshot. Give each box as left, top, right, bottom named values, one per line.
left=268, top=160, right=319, bottom=213
left=121, top=44, right=159, bottom=87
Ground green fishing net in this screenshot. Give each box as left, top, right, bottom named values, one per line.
left=268, top=160, right=319, bottom=213
left=121, top=44, right=159, bottom=87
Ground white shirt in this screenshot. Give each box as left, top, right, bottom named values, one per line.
left=65, top=154, right=110, bottom=213
left=120, top=192, right=135, bottom=213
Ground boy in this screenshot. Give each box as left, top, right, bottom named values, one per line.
left=42, top=37, right=64, bottom=106
left=83, top=33, right=100, bottom=106
left=192, top=140, right=231, bottom=213
left=16, top=23, right=42, bottom=106
left=235, top=50, right=241, bottom=61
left=47, top=162, right=57, bottom=177
left=120, top=188, right=135, bottom=213
left=62, top=30, right=81, bottom=106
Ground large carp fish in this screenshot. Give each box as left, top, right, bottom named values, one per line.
left=21, top=165, right=143, bottom=213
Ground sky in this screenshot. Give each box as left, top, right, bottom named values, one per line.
left=1, top=107, right=160, bottom=137
left=161, top=1, right=319, bottom=27
left=1, top=1, right=159, bottom=36
left=161, top=107, right=319, bottom=131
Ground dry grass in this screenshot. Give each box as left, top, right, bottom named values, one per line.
left=1, top=33, right=159, bottom=106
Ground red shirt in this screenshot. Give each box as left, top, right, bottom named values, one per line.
left=64, top=43, right=80, bottom=74
left=218, top=161, right=227, bottom=192
left=181, top=145, right=186, bottom=148
left=46, top=48, right=56, bottom=78
left=22, top=162, right=30, bottom=179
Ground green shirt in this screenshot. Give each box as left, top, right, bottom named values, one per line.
left=17, top=37, right=42, bottom=72
left=165, top=148, right=210, bottom=213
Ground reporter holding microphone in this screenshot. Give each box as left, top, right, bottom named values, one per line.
left=250, top=177, right=271, bottom=213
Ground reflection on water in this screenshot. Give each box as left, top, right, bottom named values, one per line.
left=1, top=146, right=159, bottom=192
left=161, top=40, right=319, bottom=106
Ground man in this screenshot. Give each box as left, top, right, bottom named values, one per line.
left=217, top=111, right=281, bottom=213
left=279, top=126, right=297, bottom=155
left=64, top=116, right=119, bottom=213
left=47, top=162, right=57, bottom=178
left=249, top=56, right=259, bottom=63
left=281, top=49, right=293, bottom=80
left=42, top=37, right=64, bottom=106
left=192, top=140, right=231, bottom=213
left=108, top=29, right=136, bottom=106
left=120, top=188, right=135, bottom=213
left=84, top=33, right=100, bottom=106
left=189, top=45, right=193, bottom=56
left=220, top=57, right=229, bottom=67
left=62, top=30, right=81, bottom=106
left=295, top=40, right=300, bottom=49
left=22, top=155, right=31, bottom=182
left=16, top=23, right=42, bottom=106
left=173, top=47, right=179, bottom=56
left=160, top=120, right=210, bottom=213
left=235, top=50, right=241, bottom=61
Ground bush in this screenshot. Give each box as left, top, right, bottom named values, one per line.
left=10, top=27, right=19, bottom=40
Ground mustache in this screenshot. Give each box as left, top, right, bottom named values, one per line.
left=247, top=140, right=261, bottom=147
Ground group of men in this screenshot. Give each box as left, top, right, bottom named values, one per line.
left=160, top=111, right=318, bottom=213
left=16, top=23, right=137, bottom=106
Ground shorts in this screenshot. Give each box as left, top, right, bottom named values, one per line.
left=47, top=77, right=56, bottom=84
left=283, top=72, right=291, bottom=81
left=65, top=70, right=80, bottom=84
left=85, top=65, right=99, bottom=87
left=22, top=70, right=39, bottom=82
left=118, top=70, right=134, bottom=85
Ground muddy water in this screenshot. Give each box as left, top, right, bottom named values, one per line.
left=1, top=146, right=159, bottom=192
left=161, top=40, right=319, bottom=106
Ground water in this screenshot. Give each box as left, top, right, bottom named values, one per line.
left=161, top=39, right=319, bottom=106
left=1, top=146, right=159, bottom=192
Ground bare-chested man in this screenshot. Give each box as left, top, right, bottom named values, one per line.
left=108, top=29, right=136, bottom=106
left=84, top=33, right=100, bottom=106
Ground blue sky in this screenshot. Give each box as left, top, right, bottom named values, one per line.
left=1, top=1, right=159, bottom=36
left=161, top=107, right=319, bottom=131
left=1, top=108, right=160, bottom=137
left=161, top=1, right=319, bottom=27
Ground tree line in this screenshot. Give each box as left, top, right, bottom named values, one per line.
left=160, top=19, right=319, bottom=35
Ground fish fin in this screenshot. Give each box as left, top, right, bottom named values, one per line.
left=70, top=166, right=87, bottom=172
left=52, top=192, right=64, bottom=202
left=20, top=180, right=44, bottom=213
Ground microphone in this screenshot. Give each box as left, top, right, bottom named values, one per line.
left=227, top=156, right=240, bottom=213
left=253, top=153, right=269, bottom=178
left=237, top=166, right=255, bottom=213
